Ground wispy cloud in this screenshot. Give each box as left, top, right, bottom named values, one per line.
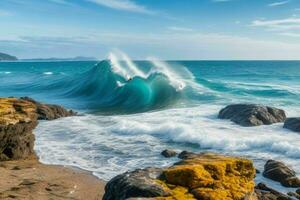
left=167, top=26, right=193, bottom=32
left=3, top=31, right=300, bottom=59
left=48, top=0, right=76, bottom=6
left=251, top=17, right=300, bottom=38
left=86, top=0, right=154, bottom=14
left=279, top=32, right=300, bottom=37
left=268, top=1, right=290, bottom=7
left=0, top=9, right=13, bottom=17
left=251, top=18, right=300, bottom=31
left=212, top=0, right=233, bottom=2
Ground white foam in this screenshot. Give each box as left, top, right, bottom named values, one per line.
left=43, top=72, right=53, bottom=75
left=0, top=71, right=11, bottom=74
left=34, top=104, right=300, bottom=191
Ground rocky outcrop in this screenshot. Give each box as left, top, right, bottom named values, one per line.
left=255, top=183, right=291, bottom=200
left=161, top=149, right=177, bottom=158
left=0, top=97, right=75, bottom=161
left=284, top=118, right=300, bottom=133
left=20, top=97, right=76, bottom=120
left=104, top=152, right=257, bottom=200
left=0, top=98, right=37, bottom=161
left=218, top=104, right=286, bottom=127
left=263, top=160, right=300, bottom=188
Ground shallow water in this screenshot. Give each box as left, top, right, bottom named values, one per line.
left=1, top=60, right=300, bottom=192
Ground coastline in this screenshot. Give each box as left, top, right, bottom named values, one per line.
left=1, top=97, right=299, bottom=199
left=0, top=97, right=105, bottom=199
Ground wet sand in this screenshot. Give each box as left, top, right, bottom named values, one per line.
left=0, top=157, right=105, bottom=200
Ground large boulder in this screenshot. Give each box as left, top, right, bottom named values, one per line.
left=104, top=152, right=257, bottom=200
left=218, top=104, right=286, bottom=127
left=263, top=160, right=300, bottom=188
left=20, top=97, right=76, bottom=120
left=284, top=118, right=300, bottom=133
left=0, top=98, right=37, bottom=161
left=161, top=149, right=177, bottom=158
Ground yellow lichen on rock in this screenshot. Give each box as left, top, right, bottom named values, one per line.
left=0, top=98, right=37, bottom=125
left=158, top=153, right=256, bottom=200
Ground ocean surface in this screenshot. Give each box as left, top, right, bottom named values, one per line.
left=1, top=58, right=300, bottom=192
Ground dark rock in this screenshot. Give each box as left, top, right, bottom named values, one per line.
left=281, top=177, right=300, bottom=187
left=161, top=149, right=177, bottom=158
left=296, top=189, right=300, bottom=195
left=284, top=118, right=300, bottom=133
left=255, top=182, right=292, bottom=200
left=256, top=169, right=261, bottom=174
left=263, top=160, right=300, bottom=188
left=218, top=104, right=286, bottom=127
left=20, top=97, right=76, bottom=120
left=177, top=150, right=196, bottom=159
left=287, top=192, right=300, bottom=200
left=103, top=168, right=170, bottom=200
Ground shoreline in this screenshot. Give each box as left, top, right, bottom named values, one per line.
left=0, top=97, right=106, bottom=199
left=1, top=97, right=299, bottom=199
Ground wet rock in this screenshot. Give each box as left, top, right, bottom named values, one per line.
left=161, top=149, right=177, bottom=158
left=296, top=189, right=300, bottom=195
left=263, top=160, right=300, bottom=187
left=104, top=152, right=257, bottom=200
left=20, top=97, right=76, bottom=120
left=255, top=182, right=291, bottom=200
left=103, top=168, right=170, bottom=200
left=0, top=98, right=37, bottom=161
left=177, top=150, right=196, bottom=159
left=284, top=118, right=300, bottom=133
left=287, top=192, right=300, bottom=200
left=218, top=104, right=286, bottom=127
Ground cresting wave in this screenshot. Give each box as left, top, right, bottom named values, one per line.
left=44, top=53, right=195, bottom=113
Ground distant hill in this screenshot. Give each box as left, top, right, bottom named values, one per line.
left=23, top=56, right=97, bottom=61
left=0, top=52, right=18, bottom=61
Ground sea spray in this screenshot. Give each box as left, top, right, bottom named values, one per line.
left=108, top=52, right=129, bottom=79
left=118, top=51, right=146, bottom=78
left=148, top=57, right=186, bottom=90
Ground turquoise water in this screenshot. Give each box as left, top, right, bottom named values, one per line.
left=1, top=60, right=300, bottom=191
left=1, top=60, right=300, bottom=110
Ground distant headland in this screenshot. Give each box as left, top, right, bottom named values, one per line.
left=0, top=52, right=18, bottom=61
left=22, top=56, right=97, bottom=61
left=0, top=53, right=97, bottom=61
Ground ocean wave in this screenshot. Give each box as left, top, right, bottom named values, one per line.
left=62, top=60, right=183, bottom=113
left=197, top=78, right=298, bottom=98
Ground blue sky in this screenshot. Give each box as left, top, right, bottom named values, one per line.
left=0, top=0, right=300, bottom=59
